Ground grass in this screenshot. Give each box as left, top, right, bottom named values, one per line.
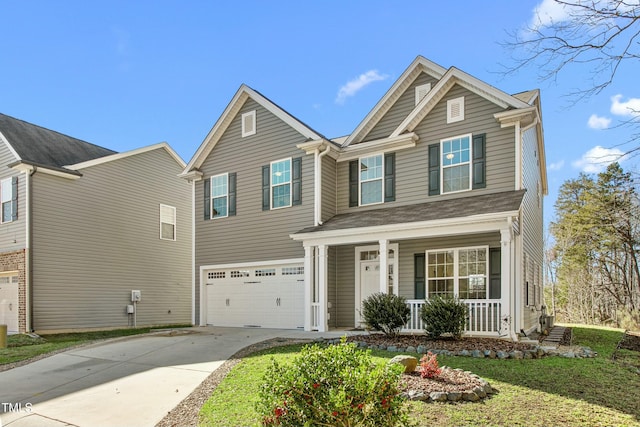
left=199, top=326, right=640, bottom=427
left=0, top=324, right=191, bottom=366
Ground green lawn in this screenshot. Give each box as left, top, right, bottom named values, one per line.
left=0, top=325, right=191, bottom=366
left=199, top=326, right=640, bottom=427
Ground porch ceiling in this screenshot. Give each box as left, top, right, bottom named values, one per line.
left=294, top=189, right=525, bottom=237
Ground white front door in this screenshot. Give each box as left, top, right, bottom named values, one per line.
left=0, top=275, right=19, bottom=334
left=357, top=261, right=380, bottom=326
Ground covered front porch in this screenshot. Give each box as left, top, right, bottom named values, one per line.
left=290, top=190, right=525, bottom=340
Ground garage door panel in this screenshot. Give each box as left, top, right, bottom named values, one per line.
left=205, top=263, right=304, bottom=329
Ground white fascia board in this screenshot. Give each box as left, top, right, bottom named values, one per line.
left=344, top=56, right=447, bottom=147
left=290, top=211, right=519, bottom=247
left=391, top=67, right=532, bottom=138
left=0, top=130, right=21, bottom=162
left=296, top=139, right=339, bottom=159
left=68, top=142, right=186, bottom=170
left=337, top=132, right=418, bottom=162
left=178, top=169, right=204, bottom=181
left=10, top=162, right=81, bottom=180
left=200, top=258, right=305, bottom=271
left=494, top=106, right=537, bottom=128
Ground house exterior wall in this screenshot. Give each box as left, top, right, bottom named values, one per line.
left=520, top=125, right=544, bottom=332
left=0, top=249, right=26, bottom=332
left=362, top=72, right=439, bottom=142
left=321, top=156, right=337, bottom=223
left=31, top=148, right=191, bottom=331
left=194, top=98, right=315, bottom=322
left=336, top=85, right=516, bottom=214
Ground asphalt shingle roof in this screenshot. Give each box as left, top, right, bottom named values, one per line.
left=0, top=113, right=116, bottom=169
left=294, top=189, right=526, bottom=235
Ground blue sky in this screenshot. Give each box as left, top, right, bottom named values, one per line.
left=1, top=1, right=637, bottom=228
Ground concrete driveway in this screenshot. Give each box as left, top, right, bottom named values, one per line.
left=0, top=327, right=352, bottom=427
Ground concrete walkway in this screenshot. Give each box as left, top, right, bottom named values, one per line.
left=0, top=327, right=356, bottom=427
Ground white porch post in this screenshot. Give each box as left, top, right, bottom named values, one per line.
left=500, top=228, right=517, bottom=340
left=379, top=239, right=388, bottom=294
left=304, top=245, right=313, bottom=331
left=318, top=244, right=328, bottom=332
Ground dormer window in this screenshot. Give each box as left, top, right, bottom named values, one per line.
left=447, top=96, right=465, bottom=123
left=242, top=110, right=256, bottom=137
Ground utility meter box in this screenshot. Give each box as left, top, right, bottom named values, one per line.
left=131, top=290, right=141, bottom=302
left=126, top=305, right=134, bottom=314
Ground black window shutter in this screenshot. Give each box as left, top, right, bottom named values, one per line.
left=292, top=157, right=302, bottom=206
left=428, top=143, right=440, bottom=196
left=414, top=253, right=426, bottom=299
left=228, top=173, right=237, bottom=216
left=262, top=165, right=270, bottom=211
left=203, top=178, right=211, bottom=220
left=11, top=176, right=18, bottom=221
left=384, top=152, right=395, bottom=202
left=489, top=248, right=501, bottom=299
left=349, top=160, right=358, bottom=207
left=472, top=133, right=486, bottom=189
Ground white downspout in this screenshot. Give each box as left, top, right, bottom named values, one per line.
left=315, top=144, right=331, bottom=226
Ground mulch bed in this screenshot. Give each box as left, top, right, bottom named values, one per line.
left=619, top=331, right=640, bottom=352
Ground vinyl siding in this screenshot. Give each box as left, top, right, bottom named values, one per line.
left=520, top=126, right=544, bottom=331
left=362, top=72, right=439, bottom=142
left=321, top=156, right=337, bottom=222
left=31, top=148, right=191, bottom=331
left=336, top=85, right=516, bottom=214
left=0, top=141, right=26, bottom=251
left=194, top=98, right=315, bottom=321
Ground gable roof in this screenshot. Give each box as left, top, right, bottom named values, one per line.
left=390, top=67, right=531, bottom=138
left=181, top=84, right=324, bottom=177
left=343, top=56, right=447, bottom=147
left=0, top=113, right=116, bottom=171
left=69, top=142, right=185, bottom=170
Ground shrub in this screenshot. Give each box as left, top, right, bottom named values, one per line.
left=420, top=295, right=469, bottom=339
left=419, top=352, right=441, bottom=379
left=361, top=293, right=411, bottom=337
left=256, top=338, right=409, bottom=427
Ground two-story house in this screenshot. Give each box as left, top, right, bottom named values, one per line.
left=0, top=113, right=192, bottom=333
left=181, top=56, right=547, bottom=340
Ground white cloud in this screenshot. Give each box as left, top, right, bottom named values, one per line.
left=548, top=160, right=565, bottom=171
left=587, top=114, right=611, bottom=130
left=529, top=0, right=570, bottom=29
left=335, top=70, right=388, bottom=104
left=572, top=146, right=625, bottom=173
left=610, top=94, right=640, bottom=117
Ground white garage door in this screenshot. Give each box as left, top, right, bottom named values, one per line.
left=0, top=275, right=19, bottom=334
left=205, top=262, right=304, bottom=329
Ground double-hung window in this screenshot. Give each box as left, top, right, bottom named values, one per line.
left=1, top=178, right=15, bottom=224
left=359, top=154, right=383, bottom=205
left=271, top=158, right=291, bottom=209
left=441, top=134, right=471, bottom=193
left=159, top=204, right=176, bottom=241
left=211, top=173, right=229, bottom=218
left=426, top=247, right=488, bottom=300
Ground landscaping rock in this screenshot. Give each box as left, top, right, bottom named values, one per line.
left=406, top=346, right=416, bottom=353
left=463, top=391, right=480, bottom=401
left=388, top=355, right=418, bottom=373
left=484, top=349, right=496, bottom=358
left=496, top=351, right=509, bottom=359
left=447, top=392, right=462, bottom=401
left=471, top=350, right=483, bottom=358
left=387, top=345, right=398, bottom=352
left=458, top=350, right=471, bottom=357
left=473, top=386, right=487, bottom=398
left=430, top=392, right=448, bottom=402
left=511, top=350, right=524, bottom=359
left=416, top=345, right=427, bottom=354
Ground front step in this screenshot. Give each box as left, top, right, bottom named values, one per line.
left=542, top=326, right=567, bottom=345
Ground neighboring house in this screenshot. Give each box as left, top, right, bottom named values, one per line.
left=182, top=55, right=547, bottom=340
left=0, top=113, right=192, bottom=333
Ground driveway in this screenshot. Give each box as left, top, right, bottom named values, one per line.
left=0, top=327, right=352, bottom=427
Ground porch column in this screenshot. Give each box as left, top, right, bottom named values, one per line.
left=318, top=244, right=329, bottom=332
left=379, top=239, right=388, bottom=294
left=500, top=228, right=517, bottom=340
left=304, top=245, right=313, bottom=331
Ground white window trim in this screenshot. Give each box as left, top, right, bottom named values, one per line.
left=426, top=246, right=489, bottom=300
left=241, top=110, right=256, bottom=137
left=358, top=153, right=384, bottom=206
left=159, top=204, right=176, bottom=241
left=270, top=157, right=292, bottom=210
left=440, top=133, right=473, bottom=195
left=1, top=177, right=13, bottom=224
left=447, top=96, right=465, bottom=123
left=211, top=173, right=229, bottom=219
left=415, top=83, right=432, bottom=106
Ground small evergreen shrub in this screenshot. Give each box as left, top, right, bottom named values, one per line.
left=257, top=338, right=409, bottom=427
left=361, top=293, right=411, bottom=337
left=420, top=296, right=469, bottom=339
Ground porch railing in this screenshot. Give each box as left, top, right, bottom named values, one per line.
left=404, top=299, right=502, bottom=336
left=311, top=303, right=320, bottom=331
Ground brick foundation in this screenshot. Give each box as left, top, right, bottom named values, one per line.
left=0, top=249, right=27, bottom=333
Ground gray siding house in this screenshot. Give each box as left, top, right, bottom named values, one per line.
left=0, top=113, right=191, bottom=333
left=182, top=56, right=547, bottom=340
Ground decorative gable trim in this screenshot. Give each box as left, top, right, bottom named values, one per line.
left=343, top=56, right=446, bottom=147
left=391, top=67, right=531, bottom=138
left=181, top=85, right=322, bottom=178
